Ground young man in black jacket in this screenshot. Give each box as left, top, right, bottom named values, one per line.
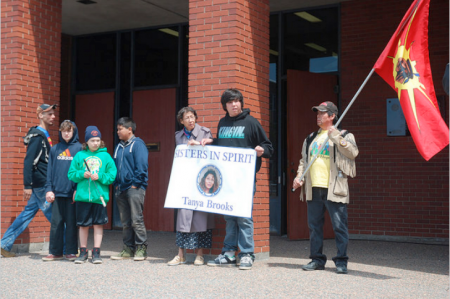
left=1, top=104, right=56, bottom=257
left=201, top=89, right=273, bottom=270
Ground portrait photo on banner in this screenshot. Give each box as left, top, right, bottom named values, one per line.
left=197, top=165, right=222, bottom=197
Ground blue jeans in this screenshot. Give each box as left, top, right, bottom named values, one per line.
left=221, top=182, right=256, bottom=257
left=222, top=215, right=254, bottom=257
left=307, top=187, right=349, bottom=266
left=1, top=187, right=52, bottom=251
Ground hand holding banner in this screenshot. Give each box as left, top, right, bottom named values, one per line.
left=164, top=145, right=257, bottom=218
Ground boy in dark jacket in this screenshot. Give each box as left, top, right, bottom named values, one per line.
left=111, top=117, right=149, bottom=261
left=42, top=120, right=82, bottom=261
left=201, top=89, right=273, bottom=270
left=1, top=104, right=56, bottom=258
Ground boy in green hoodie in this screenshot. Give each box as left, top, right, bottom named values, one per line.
left=68, top=126, right=117, bottom=264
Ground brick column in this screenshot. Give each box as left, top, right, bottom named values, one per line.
left=188, top=0, right=271, bottom=259
left=1, top=0, right=62, bottom=252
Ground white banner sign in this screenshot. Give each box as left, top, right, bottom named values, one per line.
left=164, top=144, right=256, bottom=218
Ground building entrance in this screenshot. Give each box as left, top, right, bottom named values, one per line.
left=269, top=6, right=340, bottom=236
left=69, top=26, right=188, bottom=231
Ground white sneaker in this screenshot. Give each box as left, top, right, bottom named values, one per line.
left=167, top=255, right=186, bottom=266
left=239, top=255, right=253, bottom=270
left=194, top=255, right=204, bottom=266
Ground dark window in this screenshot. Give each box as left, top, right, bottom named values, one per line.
left=76, top=34, right=116, bottom=91
left=134, top=27, right=179, bottom=87
left=284, top=7, right=338, bottom=74
left=118, top=32, right=132, bottom=118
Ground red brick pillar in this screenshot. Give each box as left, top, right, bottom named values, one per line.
left=1, top=0, right=62, bottom=252
left=188, top=0, right=270, bottom=259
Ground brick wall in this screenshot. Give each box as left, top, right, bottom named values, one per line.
left=341, top=0, right=449, bottom=239
left=188, top=0, right=271, bottom=256
left=1, top=0, right=62, bottom=248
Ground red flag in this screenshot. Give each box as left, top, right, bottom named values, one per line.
left=373, top=0, right=449, bottom=161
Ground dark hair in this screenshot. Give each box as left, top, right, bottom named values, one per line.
left=117, top=117, right=136, bottom=133
left=177, top=107, right=198, bottom=124
left=82, top=140, right=106, bottom=151
left=326, top=111, right=338, bottom=125
left=60, top=120, right=76, bottom=131
left=200, top=169, right=218, bottom=194
left=220, top=88, right=244, bottom=112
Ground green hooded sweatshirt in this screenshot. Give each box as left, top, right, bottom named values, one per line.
left=68, top=147, right=117, bottom=205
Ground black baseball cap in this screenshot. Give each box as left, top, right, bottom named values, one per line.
left=36, top=104, right=57, bottom=115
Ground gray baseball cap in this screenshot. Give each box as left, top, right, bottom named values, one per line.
left=312, top=101, right=338, bottom=115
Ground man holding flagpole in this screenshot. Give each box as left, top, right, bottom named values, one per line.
left=293, top=101, right=358, bottom=274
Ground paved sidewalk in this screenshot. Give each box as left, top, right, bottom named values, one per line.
left=1, top=230, right=448, bottom=298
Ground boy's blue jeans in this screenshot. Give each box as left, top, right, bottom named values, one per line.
left=221, top=181, right=256, bottom=258
left=222, top=215, right=254, bottom=257
left=1, top=187, right=52, bottom=251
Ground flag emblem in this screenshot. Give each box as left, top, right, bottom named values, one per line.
left=373, top=0, right=449, bottom=161
left=389, top=18, right=436, bottom=131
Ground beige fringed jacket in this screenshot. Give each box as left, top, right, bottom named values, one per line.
left=296, top=128, right=359, bottom=204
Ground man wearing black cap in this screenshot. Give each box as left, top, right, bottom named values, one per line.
left=293, top=101, right=358, bottom=274
left=1, top=104, right=57, bottom=257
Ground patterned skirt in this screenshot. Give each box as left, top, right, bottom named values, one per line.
left=176, top=229, right=213, bottom=249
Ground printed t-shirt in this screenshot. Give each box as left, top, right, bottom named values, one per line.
left=310, top=130, right=330, bottom=188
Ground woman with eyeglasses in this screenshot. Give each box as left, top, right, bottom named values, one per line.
left=168, top=107, right=215, bottom=266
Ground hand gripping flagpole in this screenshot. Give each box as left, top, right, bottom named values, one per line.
left=291, top=68, right=375, bottom=192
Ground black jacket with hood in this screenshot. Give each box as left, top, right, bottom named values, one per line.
left=213, top=108, right=274, bottom=173
left=44, top=122, right=82, bottom=197
left=23, top=126, right=52, bottom=189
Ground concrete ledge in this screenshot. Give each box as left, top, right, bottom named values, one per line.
left=9, top=242, right=49, bottom=254
left=349, top=234, right=449, bottom=245
left=8, top=233, right=448, bottom=255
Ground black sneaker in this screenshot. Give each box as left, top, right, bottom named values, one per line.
left=92, top=248, right=102, bottom=264
left=239, top=254, right=254, bottom=270
left=302, top=261, right=325, bottom=271
left=74, top=248, right=88, bottom=264
left=336, top=264, right=348, bottom=274
left=207, top=253, right=236, bottom=267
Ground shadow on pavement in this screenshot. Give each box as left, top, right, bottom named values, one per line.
left=269, top=235, right=449, bottom=276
